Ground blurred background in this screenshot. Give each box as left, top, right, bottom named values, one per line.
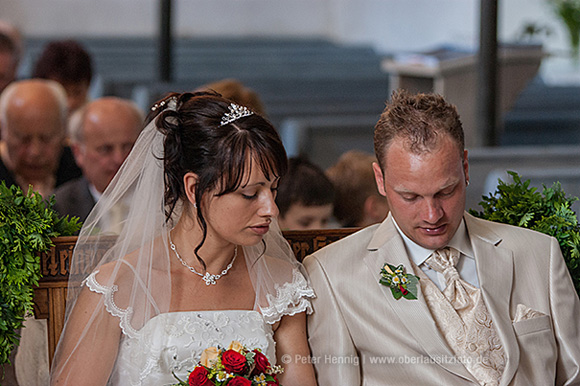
left=2, top=0, right=580, bottom=213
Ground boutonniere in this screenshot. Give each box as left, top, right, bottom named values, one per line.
left=379, top=263, right=420, bottom=300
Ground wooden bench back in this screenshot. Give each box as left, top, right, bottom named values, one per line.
left=34, top=228, right=359, bottom=365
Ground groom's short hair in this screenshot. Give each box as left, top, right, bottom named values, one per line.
left=374, top=90, right=464, bottom=170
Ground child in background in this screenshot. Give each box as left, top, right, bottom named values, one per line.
left=326, top=150, right=389, bottom=228
left=276, top=156, right=335, bottom=230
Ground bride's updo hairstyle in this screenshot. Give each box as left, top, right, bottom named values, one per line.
left=152, top=91, right=288, bottom=256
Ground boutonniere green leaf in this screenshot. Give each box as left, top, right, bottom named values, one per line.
left=379, top=263, right=420, bottom=300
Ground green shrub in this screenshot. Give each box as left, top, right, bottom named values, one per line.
left=0, top=182, right=80, bottom=366
left=469, top=171, right=580, bottom=297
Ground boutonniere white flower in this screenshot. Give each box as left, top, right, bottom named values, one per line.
left=379, top=263, right=420, bottom=300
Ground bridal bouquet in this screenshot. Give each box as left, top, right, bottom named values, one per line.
left=173, top=341, right=283, bottom=386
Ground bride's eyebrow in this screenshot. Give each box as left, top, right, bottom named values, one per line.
left=241, top=177, right=280, bottom=189
left=242, top=182, right=266, bottom=188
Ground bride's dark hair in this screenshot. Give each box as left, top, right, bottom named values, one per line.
left=152, top=91, right=288, bottom=264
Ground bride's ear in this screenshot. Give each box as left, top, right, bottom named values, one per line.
left=183, top=172, right=199, bottom=206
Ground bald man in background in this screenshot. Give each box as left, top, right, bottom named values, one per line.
left=0, top=79, right=81, bottom=386
left=53, top=96, right=143, bottom=222
left=0, top=79, right=81, bottom=197
left=0, top=32, right=18, bottom=94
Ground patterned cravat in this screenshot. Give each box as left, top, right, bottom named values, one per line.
left=424, top=247, right=475, bottom=311
left=418, top=247, right=506, bottom=385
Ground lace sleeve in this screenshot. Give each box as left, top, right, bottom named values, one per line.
left=260, top=268, right=315, bottom=325
left=83, top=271, right=140, bottom=339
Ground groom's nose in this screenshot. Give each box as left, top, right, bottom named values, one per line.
left=423, top=198, right=443, bottom=224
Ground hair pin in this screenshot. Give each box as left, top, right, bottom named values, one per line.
left=151, top=96, right=178, bottom=112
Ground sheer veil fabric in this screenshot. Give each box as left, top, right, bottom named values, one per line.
left=50, top=98, right=314, bottom=382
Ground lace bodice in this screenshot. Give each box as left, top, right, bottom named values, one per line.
left=106, top=310, right=275, bottom=386
left=83, top=268, right=313, bottom=385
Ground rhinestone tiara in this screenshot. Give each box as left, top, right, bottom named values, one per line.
left=220, top=103, right=254, bottom=126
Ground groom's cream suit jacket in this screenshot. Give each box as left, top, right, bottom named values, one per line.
left=304, top=212, right=580, bottom=385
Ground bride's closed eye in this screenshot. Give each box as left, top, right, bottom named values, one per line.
left=242, top=191, right=258, bottom=200
left=240, top=179, right=280, bottom=200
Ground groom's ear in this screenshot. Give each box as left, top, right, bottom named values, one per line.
left=372, top=162, right=387, bottom=197
left=183, top=172, right=199, bottom=205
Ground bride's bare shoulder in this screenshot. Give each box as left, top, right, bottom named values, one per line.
left=91, top=241, right=160, bottom=285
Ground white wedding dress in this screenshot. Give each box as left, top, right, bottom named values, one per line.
left=108, top=310, right=275, bottom=386
left=84, top=268, right=310, bottom=386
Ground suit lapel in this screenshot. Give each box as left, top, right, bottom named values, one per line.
left=465, top=214, right=519, bottom=386
left=363, top=215, right=477, bottom=383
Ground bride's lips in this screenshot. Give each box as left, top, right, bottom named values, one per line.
left=249, top=223, right=270, bottom=235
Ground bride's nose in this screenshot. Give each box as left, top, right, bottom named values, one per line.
left=258, top=191, right=279, bottom=218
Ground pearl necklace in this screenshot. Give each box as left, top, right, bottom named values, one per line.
left=169, top=237, right=238, bottom=286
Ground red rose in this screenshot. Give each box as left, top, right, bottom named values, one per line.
left=221, top=349, right=247, bottom=374
left=399, top=284, right=408, bottom=296
left=226, top=376, right=252, bottom=386
left=188, top=366, right=214, bottom=386
left=251, top=350, right=271, bottom=376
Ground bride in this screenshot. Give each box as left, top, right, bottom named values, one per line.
left=50, top=92, right=317, bottom=385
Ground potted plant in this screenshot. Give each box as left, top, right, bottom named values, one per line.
left=469, top=171, right=580, bottom=297
left=0, top=182, right=80, bottom=366
left=549, top=0, right=580, bottom=60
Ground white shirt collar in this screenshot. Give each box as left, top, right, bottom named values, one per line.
left=392, top=216, right=474, bottom=267
left=88, top=182, right=101, bottom=202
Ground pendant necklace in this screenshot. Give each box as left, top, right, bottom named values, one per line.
left=169, top=236, right=237, bottom=285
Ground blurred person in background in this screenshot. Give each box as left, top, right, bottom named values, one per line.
left=0, top=32, right=19, bottom=94
left=326, top=150, right=389, bottom=228
left=0, top=20, right=23, bottom=145
left=0, top=79, right=81, bottom=197
left=196, top=78, right=266, bottom=116
left=33, top=39, right=93, bottom=114
left=53, top=97, right=143, bottom=223
left=276, top=156, right=335, bottom=230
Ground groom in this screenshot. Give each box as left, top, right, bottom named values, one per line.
left=304, top=90, right=580, bottom=385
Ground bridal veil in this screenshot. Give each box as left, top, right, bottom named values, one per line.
left=50, top=93, right=313, bottom=382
